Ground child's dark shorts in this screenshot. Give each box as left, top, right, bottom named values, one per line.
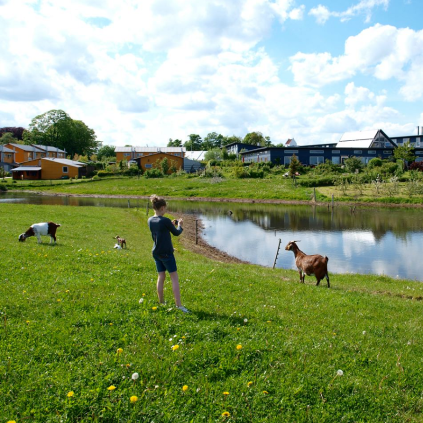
left=153, top=252, right=177, bottom=273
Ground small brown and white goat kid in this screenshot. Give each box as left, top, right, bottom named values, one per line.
left=19, top=222, right=61, bottom=244
left=114, top=235, right=126, bottom=248
left=285, top=240, right=330, bottom=288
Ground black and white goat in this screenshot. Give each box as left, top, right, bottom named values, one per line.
left=285, top=240, right=330, bottom=288
left=19, top=222, right=61, bottom=244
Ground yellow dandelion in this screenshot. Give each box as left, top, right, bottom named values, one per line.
left=7, top=421, right=17, bottom=423
left=90, top=278, right=94, bottom=281
left=130, top=395, right=138, bottom=403
left=172, top=345, right=179, bottom=351
left=236, top=344, right=242, bottom=350
left=117, top=348, right=123, bottom=354
left=57, top=299, right=61, bottom=302
left=222, top=411, right=230, bottom=417
left=26, top=320, right=30, bottom=324
left=247, top=381, right=253, bottom=387
left=263, top=390, right=268, bottom=394
left=152, top=306, right=157, bottom=311
left=223, top=391, right=229, bottom=395
left=107, top=385, right=116, bottom=391
left=182, top=385, right=189, bottom=392
left=67, top=391, right=74, bottom=397
left=65, top=290, right=70, bottom=293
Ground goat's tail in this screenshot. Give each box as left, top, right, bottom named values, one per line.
left=325, top=256, right=329, bottom=263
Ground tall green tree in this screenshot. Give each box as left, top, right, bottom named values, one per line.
left=25, top=109, right=99, bottom=157
left=96, top=145, right=116, bottom=161
left=221, top=135, right=243, bottom=146
left=203, top=132, right=224, bottom=150
left=243, top=131, right=272, bottom=147
left=167, top=138, right=182, bottom=147
left=0, top=132, right=18, bottom=145
left=183, top=134, right=203, bottom=151
left=394, top=143, right=416, bottom=168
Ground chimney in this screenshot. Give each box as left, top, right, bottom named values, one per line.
left=418, top=126, right=420, bottom=136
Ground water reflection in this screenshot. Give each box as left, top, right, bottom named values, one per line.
left=2, top=192, right=423, bottom=280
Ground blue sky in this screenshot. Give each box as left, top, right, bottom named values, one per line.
left=1, top=0, right=423, bottom=146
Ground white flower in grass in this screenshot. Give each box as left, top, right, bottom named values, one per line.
left=139, top=298, right=144, bottom=303
left=244, top=318, right=248, bottom=323
left=337, top=370, right=344, bottom=376
left=362, top=331, right=366, bottom=335
left=132, top=372, right=139, bottom=380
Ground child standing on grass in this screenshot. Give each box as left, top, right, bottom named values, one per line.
left=148, top=194, right=190, bottom=313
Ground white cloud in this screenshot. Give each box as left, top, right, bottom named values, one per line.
left=310, top=0, right=389, bottom=24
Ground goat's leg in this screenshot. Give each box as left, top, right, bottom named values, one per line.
left=298, top=270, right=303, bottom=283
left=316, top=278, right=321, bottom=286
left=326, top=274, right=330, bottom=288
left=36, top=234, right=42, bottom=244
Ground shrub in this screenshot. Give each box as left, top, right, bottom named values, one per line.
left=144, top=168, right=163, bottom=178
left=344, top=156, right=364, bottom=173
left=123, top=165, right=141, bottom=177
left=97, top=170, right=114, bottom=177
left=367, top=158, right=383, bottom=169
left=409, top=161, right=423, bottom=172
left=0, top=184, right=7, bottom=191
left=311, top=160, right=343, bottom=176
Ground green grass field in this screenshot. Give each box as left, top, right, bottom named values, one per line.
left=2, top=203, right=423, bottom=422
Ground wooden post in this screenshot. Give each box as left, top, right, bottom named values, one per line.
left=195, top=219, right=198, bottom=245
left=273, top=238, right=282, bottom=269
left=331, top=194, right=334, bottom=209
left=128, top=200, right=130, bottom=208
left=146, top=202, right=149, bottom=216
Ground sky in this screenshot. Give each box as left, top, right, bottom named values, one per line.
left=1, top=0, right=423, bottom=147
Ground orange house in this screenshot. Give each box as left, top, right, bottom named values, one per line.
left=115, top=146, right=186, bottom=163
left=12, top=158, right=87, bottom=180
left=137, top=152, right=183, bottom=174
left=0, top=145, right=15, bottom=171
left=4, top=143, right=67, bottom=163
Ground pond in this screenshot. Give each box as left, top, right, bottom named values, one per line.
left=2, top=192, right=423, bottom=281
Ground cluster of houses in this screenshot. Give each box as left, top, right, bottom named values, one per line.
left=1, top=128, right=422, bottom=180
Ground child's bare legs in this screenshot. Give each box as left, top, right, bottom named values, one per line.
left=169, top=271, right=182, bottom=307
left=157, top=271, right=166, bottom=303
left=157, top=271, right=182, bottom=307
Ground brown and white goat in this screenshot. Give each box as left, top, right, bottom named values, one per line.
left=19, top=222, right=61, bottom=244
left=114, top=235, right=127, bottom=248
left=285, top=240, right=330, bottom=288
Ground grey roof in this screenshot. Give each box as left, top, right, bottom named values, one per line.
left=115, top=146, right=186, bottom=153
left=0, top=145, right=14, bottom=153
left=12, top=166, right=42, bottom=171
left=336, top=129, right=393, bottom=148
left=42, top=158, right=85, bottom=167
left=7, top=143, right=45, bottom=152
left=33, top=145, right=66, bottom=153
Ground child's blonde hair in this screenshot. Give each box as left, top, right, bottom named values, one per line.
left=150, top=194, right=167, bottom=210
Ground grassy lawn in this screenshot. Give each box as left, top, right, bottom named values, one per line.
left=2, top=203, right=423, bottom=422
left=1, top=176, right=315, bottom=201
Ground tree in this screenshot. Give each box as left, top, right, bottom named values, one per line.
left=288, top=154, right=301, bottom=177
left=0, top=127, right=25, bottom=140
left=183, top=134, right=203, bottom=151
left=344, top=156, right=364, bottom=173
left=0, top=132, right=18, bottom=144
left=203, top=132, right=224, bottom=150
left=25, top=109, right=99, bottom=157
left=167, top=138, right=182, bottom=147
left=243, top=131, right=272, bottom=147
left=394, top=143, right=416, bottom=168
left=204, top=147, right=225, bottom=161
left=96, top=145, right=116, bottom=161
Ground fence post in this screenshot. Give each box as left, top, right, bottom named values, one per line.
left=273, top=238, right=282, bottom=269
left=195, top=219, right=198, bottom=245
left=128, top=200, right=130, bottom=208
left=146, top=202, right=149, bottom=216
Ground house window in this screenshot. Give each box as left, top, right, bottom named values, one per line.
left=383, top=151, right=392, bottom=154
left=354, top=150, right=362, bottom=154
left=310, top=156, right=324, bottom=165
left=332, top=150, right=340, bottom=154
left=416, top=138, right=421, bottom=147
left=391, top=138, right=397, bottom=143
left=285, top=150, right=298, bottom=154
left=145, top=164, right=152, bottom=169
left=368, top=150, right=376, bottom=154
left=311, top=150, right=324, bottom=154
left=332, top=156, right=340, bottom=164
left=403, top=138, right=410, bottom=143
left=284, top=156, right=293, bottom=165
left=63, top=166, right=68, bottom=173
left=124, top=153, right=131, bottom=157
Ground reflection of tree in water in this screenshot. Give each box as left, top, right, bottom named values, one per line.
left=169, top=201, right=423, bottom=241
